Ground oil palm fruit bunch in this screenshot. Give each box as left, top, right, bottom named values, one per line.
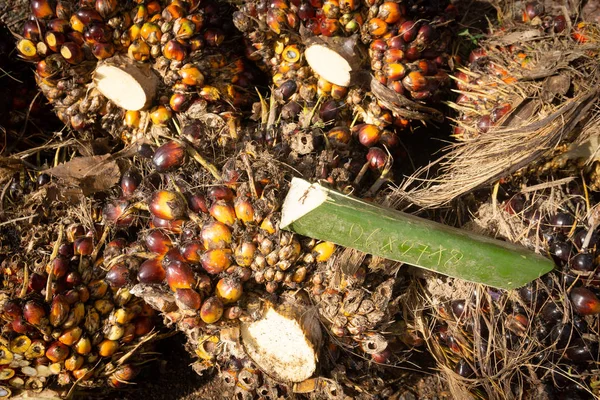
left=18, top=0, right=256, bottom=143
left=408, top=186, right=600, bottom=399
left=308, top=255, right=409, bottom=365
left=449, top=3, right=598, bottom=141
left=0, top=221, right=162, bottom=396
left=234, top=0, right=457, bottom=150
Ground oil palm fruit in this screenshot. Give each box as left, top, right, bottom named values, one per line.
left=20, top=0, right=257, bottom=144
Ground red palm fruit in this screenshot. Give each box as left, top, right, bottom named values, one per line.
left=84, top=22, right=112, bottom=43
left=162, top=248, right=186, bottom=267
left=49, top=296, right=69, bottom=327
left=60, top=42, right=84, bottom=64
left=207, top=186, right=234, bottom=201
left=65, top=271, right=82, bottom=287
left=106, top=264, right=129, bottom=288
left=145, top=230, right=173, bottom=255
left=46, top=18, right=71, bottom=33
left=163, top=40, right=187, bottom=61
left=49, top=256, right=69, bottom=278
left=162, top=3, right=185, bottom=21
left=150, top=105, right=172, bottom=125
left=185, top=192, right=209, bottom=213
left=201, top=249, right=232, bottom=274
left=203, top=28, right=224, bottom=47
left=399, top=21, right=417, bottom=42
left=553, top=15, right=566, bottom=33
left=367, top=147, right=388, bottom=170
left=3, top=300, right=22, bottom=321
left=175, top=288, right=202, bottom=310
left=12, top=318, right=31, bottom=334
left=209, top=201, right=236, bottom=226
left=384, top=63, right=406, bottom=81
left=98, top=340, right=119, bottom=357
left=74, top=236, right=93, bottom=255
left=152, top=141, right=186, bottom=172
left=23, top=301, right=46, bottom=326
left=59, top=326, right=83, bottom=346
left=23, top=19, right=44, bottom=40
left=134, top=316, right=153, bottom=336
left=378, top=2, right=403, bottom=24
left=468, top=48, right=487, bottom=63
left=91, top=42, right=114, bottom=59
left=477, top=115, right=491, bottom=133
left=180, top=241, right=204, bottom=263
left=165, top=261, right=195, bottom=291
left=16, top=38, right=38, bottom=60
left=320, top=18, right=340, bottom=36
left=44, top=31, right=65, bottom=52
left=234, top=197, right=254, bottom=224
left=150, top=216, right=184, bottom=233
left=215, top=277, right=243, bottom=304
left=402, top=71, right=427, bottom=92
left=169, top=93, right=190, bottom=113
left=200, top=296, right=224, bottom=323
left=234, top=243, right=256, bottom=267
left=55, top=1, right=71, bottom=18
left=368, top=18, right=388, bottom=37
left=266, top=8, right=286, bottom=34
left=415, top=24, right=434, bottom=45
left=490, top=103, right=511, bottom=123
left=31, top=0, right=55, bottom=19
left=149, top=190, right=187, bottom=220
left=77, top=286, right=90, bottom=303
left=29, top=272, right=47, bottom=292
left=383, top=49, right=404, bottom=63
left=103, top=199, right=134, bottom=227
left=371, top=39, right=388, bottom=51
left=46, top=342, right=69, bottom=363
left=570, top=287, right=600, bottom=315
left=120, top=168, right=142, bottom=197
left=327, top=126, right=352, bottom=145
left=137, top=259, right=166, bottom=284
left=201, top=221, right=232, bottom=250
left=357, top=124, right=382, bottom=147
left=523, top=1, right=544, bottom=22
left=95, top=0, right=118, bottom=18
left=404, top=45, right=420, bottom=61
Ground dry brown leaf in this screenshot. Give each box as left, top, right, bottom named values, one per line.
left=44, top=155, right=120, bottom=196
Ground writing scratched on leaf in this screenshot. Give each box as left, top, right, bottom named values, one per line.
left=349, top=223, right=464, bottom=267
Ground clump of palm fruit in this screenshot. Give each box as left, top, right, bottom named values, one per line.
left=398, top=2, right=600, bottom=209
left=0, top=200, right=162, bottom=397
left=233, top=0, right=456, bottom=152
left=403, top=180, right=600, bottom=399
left=17, top=0, right=256, bottom=144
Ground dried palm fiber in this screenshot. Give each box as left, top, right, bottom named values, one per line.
left=393, top=15, right=600, bottom=209
left=404, top=177, right=600, bottom=400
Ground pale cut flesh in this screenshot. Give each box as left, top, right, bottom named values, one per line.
left=305, top=44, right=353, bottom=87
left=94, top=59, right=159, bottom=111
left=240, top=307, right=317, bottom=383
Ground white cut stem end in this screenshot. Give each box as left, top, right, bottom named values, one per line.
left=280, top=177, right=327, bottom=229
left=305, top=44, right=353, bottom=87
left=241, top=307, right=317, bottom=383
left=94, top=59, right=159, bottom=111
